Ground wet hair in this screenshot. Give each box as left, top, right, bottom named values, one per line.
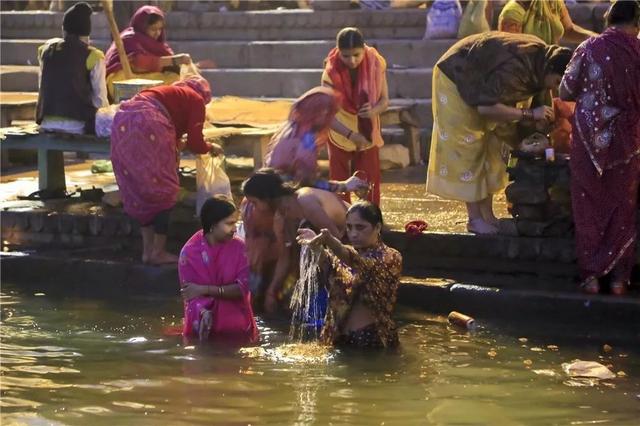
left=147, top=13, right=163, bottom=27
left=200, top=195, right=236, bottom=233
left=545, top=46, right=572, bottom=76
left=336, top=27, right=365, bottom=50
left=241, top=168, right=297, bottom=201
left=606, top=0, right=640, bottom=26
left=347, top=201, right=384, bottom=228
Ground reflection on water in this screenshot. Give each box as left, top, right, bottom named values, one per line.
left=1, top=285, right=639, bottom=425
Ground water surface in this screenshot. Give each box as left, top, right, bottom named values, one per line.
left=1, top=285, right=638, bottom=425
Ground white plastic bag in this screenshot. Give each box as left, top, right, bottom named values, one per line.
left=196, top=154, right=233, bottom=216
left=95, top=104, right=119, bottom=138
left=424, top=0, right=462, bottom=40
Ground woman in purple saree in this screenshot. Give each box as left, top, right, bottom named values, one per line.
left=560, top=0, right=640, bottom=295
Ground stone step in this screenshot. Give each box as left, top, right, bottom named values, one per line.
left=0, top=65, right=434, bottom=99
left=1, top=9, right=427, bottom=40
left=0, top=4, right=605, bottom=41
left=0, top=90, right=433, bottom=129
left=1, top=38, right=455, bottom=69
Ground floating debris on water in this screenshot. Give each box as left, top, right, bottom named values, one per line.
left=562, top=360, right=616, bottom=380
left=533, top=369, right=557, bottom=377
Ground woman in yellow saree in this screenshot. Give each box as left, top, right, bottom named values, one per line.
left=498, top=0, right=596, bottom=44
left=426, top=32, right=572, bottom=234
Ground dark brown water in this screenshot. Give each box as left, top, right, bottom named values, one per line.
left=1, top=285, right=638, bottom=425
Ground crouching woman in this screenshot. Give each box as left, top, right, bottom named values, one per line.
left=297, top=202, right=402, bottom=349
left=179, top=196, right=259, bottom=344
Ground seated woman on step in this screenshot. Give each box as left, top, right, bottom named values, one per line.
left=105, top=5, right=192, bottom=100
left=179, top=195, right=259, bottom=344
left=297, top=201, right=402, bottom=349
left=241, top=169, right=349, bottom=314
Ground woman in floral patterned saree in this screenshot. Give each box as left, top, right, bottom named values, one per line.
left=297, top=201, right=402, bottom=349
left=426, top=31, right=572, bottom=235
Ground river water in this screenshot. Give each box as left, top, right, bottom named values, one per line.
left=1, top=284, right=638, bottom=425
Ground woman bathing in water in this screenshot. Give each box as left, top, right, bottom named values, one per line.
left=297, top=202, right=402, bottom=349
left=179, top=196, right=258, bottom=344
left=241, top=169, right=349, bottom=314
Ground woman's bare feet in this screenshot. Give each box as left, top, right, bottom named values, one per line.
left=467, top=218, right=498, bottom=235
left=581, top=277, right=600, bottom=295
left=610, top=281, right=629, bottom=296
left=148, top=251, right=179, bottom=265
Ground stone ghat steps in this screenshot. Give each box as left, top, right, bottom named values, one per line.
left=0, top=65, right=433, bottom=98
left=0, top=65, right=435, bottom=127
left=1, top=38, right=454, bottom=69
left=3, top=252, right=638, bottom=334
left=1, top=207, right=576, bottom=278
left=0, top=9, right=430, bottom=40
left=0, top=4, right=606, bottom=41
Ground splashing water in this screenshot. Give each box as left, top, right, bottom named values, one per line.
left=289, top=244, right=324, bottom=342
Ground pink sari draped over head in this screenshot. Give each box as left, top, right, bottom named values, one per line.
left=324, top=45, right=386, bottom=146
left=561, top=28, right=640, bottom=284
left=265, top=86, right=339, bottom=183
left=244, top=87, right=338, bottom=287
left=178, top=232, right=258, bottom=343
left=105, top=5, right=174, bottom=75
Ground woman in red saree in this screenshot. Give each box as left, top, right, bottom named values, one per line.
left=560, top=0, right=640, bottom=295
left=322, top=27, right=389, bottom=206
left=105, top=5, right=192, bottom=99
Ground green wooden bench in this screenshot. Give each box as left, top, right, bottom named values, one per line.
left=0, top=126, right=277, bottom=192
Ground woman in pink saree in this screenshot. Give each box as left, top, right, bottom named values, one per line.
left=560, top=0, right=640, bottom=295
left=111, top=76, right=220, bottom=265
left=179, top=196, right=258, bottom=344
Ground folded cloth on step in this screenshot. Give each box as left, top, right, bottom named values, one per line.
left=404, top=220, right=428, bottom=236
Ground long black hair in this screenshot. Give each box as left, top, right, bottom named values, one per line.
left=347, top=201, right=383, bottom=228
left=241, top=168, right=297, bottom=201
left=336, top=27, right=365, bottom=49
left=200, top=195, right=236, bottom=233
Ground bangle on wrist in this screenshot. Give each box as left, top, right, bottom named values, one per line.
left=346, top=130, right=353, bottom=140
left=172, top=57, right=178, bottom=67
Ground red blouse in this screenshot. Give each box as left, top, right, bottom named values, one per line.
left=141, top=85, right=209, bottom=154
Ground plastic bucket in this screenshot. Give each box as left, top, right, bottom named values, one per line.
left=113, top=78, right=164, bottom=103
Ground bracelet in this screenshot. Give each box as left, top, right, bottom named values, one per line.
left=172, top=57, right=178, bottom=68
left=346, top=130, right=353, bottom=140
left=218, top=286, right=223, bottom=297
left=520, top=108, right=533, bottom=121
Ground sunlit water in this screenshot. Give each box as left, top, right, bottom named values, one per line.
left=1, top=285, right=639, bottom=426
